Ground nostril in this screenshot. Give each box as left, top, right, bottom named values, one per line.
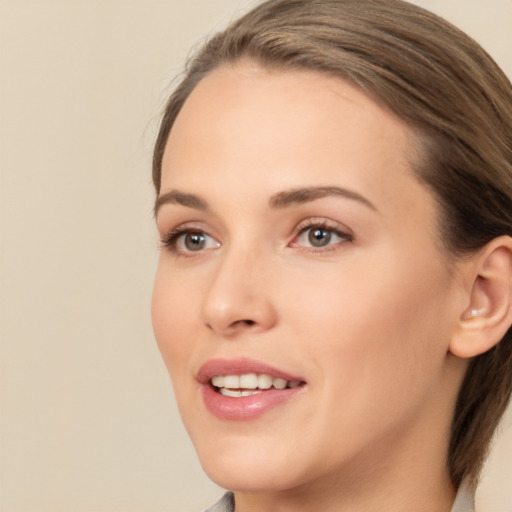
left=205, top=318, right=257, bottom=332
left=222, top=319, right=257, bottom=330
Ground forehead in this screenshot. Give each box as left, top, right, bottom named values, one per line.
left=161, top=63, right=431, bottom=221
left=163, top=63, right=413, bottom=176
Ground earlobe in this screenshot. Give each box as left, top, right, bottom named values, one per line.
left=450, top=236, right=512, bottom=359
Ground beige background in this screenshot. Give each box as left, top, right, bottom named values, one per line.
left=1, top=1, right=511, bottom=511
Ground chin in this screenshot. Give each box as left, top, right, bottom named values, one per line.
left=190, top=429, right=309, bottom=492
left=205, top=465, right=281, bottom=492
left=201, top=456, right=302, bottom=492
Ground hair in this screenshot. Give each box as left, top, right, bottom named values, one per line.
left=153, top=0, right=512, bottom=490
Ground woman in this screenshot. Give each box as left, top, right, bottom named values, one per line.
left=151, top=1, right=512, bottom=510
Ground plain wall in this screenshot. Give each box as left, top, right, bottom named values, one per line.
left=1, top=1, right=511, bottom=511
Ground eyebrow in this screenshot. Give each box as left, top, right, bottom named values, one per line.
left=154, top=185, right=376, bottom=217
left=154, top=190, right=209, bottom=217
left=269, top=186, right=377, bottom=210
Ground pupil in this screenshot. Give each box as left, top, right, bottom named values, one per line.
left=185, top=232, right=205, bottom=251
left=309, top=228, right=331, bottom=247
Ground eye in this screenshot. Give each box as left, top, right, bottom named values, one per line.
left=179, top=232, right=211, bottom=251
left=304, top=227, right=336, bottom=247
left=161, top=228, right=220, bottom=254
left=292, top=221, right=352, bottom=250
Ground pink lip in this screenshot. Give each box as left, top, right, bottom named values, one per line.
left=197, top=358, right=306, bottom=421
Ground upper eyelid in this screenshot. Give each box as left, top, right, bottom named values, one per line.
left=155, top=203, right=224, bottom=235
left=158, top=219, right=213, bottom=236
left=294, top=217, right=352, bottom=234
left=163, top=224, right=216, bottom=237
left=159, top=222, right=217, bottom=244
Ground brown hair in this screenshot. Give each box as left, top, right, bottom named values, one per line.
left=153, top=0, right=512, bottom=489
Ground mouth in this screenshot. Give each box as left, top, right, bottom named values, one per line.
left=197, top=359, right=307, bottom=420
left=211, top=373, right=304, bottom=397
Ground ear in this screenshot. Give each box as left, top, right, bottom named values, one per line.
left=450, top=236, right=512, bottom=359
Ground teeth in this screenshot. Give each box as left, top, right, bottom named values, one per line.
left=258, top=374, right=273, bottom=389
left=211, top=373, right=303, bottom=394
left=239, top=373, right=258, bottom=389
left=211, top=375, right=224, bottom=387
left=220, top=388, right=263, bottom=397
left=220, top=388, right=242, bottom=398
left=273, top=378, right=287, bottom=390
left=241, top=390, right=262, bottom=397
left=223, top=375, right=240, bottom=388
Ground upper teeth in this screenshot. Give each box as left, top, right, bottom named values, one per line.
left=211, top=373, right=301, bottom=391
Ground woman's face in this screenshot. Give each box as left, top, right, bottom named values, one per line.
left=152, top=64, right=466, bottom=492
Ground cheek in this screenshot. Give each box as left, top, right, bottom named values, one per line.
left=151, top=262, right=199, bottom=381
left=286, top=252, right=454, bottom=419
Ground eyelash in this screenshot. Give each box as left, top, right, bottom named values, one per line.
left=160, top=225, right=218, bottom=254
left=292, top=219, right=353, bottom=252
left=159, top=220, right=353, bottom=255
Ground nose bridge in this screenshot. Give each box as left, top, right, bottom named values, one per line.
left=201, top=239, right=276, bottom=335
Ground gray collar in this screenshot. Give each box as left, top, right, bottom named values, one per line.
left=204, top=492, right=234, bottom=512
left=451, top=480, right=475, bottom=512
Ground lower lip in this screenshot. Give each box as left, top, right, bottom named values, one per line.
left=202, top=384, right=304, bottom=421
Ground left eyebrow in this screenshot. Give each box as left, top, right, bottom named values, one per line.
left=269, top=186, right=377, bottom=211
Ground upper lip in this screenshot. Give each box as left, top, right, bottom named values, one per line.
left=196, top=358, right=305, bottom=384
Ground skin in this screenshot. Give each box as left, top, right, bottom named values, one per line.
left=152, top=63, right=473, bottom=512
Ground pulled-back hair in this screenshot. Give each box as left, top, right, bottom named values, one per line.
left=153, top=0, right=512, bottom=489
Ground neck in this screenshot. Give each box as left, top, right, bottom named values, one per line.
left=234, top=461, right=455, bottom=512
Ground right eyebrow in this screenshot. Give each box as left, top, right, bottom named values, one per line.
left=154, top=190, right=209, bottom=217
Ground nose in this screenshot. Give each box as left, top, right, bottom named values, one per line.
left=201, top=245, right=278, bottom=337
